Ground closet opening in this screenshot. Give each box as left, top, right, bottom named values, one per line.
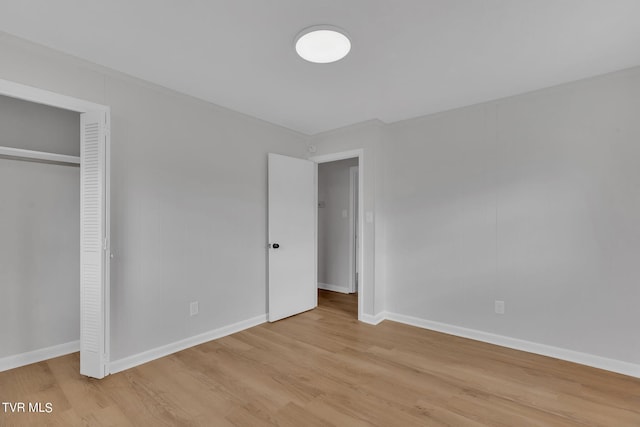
left=0, top=79, right=111, bottom=379
left=0, top=95, right=81, bottom=371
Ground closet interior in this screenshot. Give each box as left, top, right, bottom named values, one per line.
left=0, top=94, right=81, bottom=363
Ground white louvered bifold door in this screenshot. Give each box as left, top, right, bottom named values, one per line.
left=80, top=111, right=107, bottom=379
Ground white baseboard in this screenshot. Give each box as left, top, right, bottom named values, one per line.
left=108, top=314, right=267, bottom=375
left=385, top=312, right=640, bottom=379
left=359, top=311, right=386, bottom=325
left=0, top=340, right=80, bottom=372
left=318, top=282, right=352, bottom=294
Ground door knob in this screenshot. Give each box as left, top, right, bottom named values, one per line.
left=271, top=243, right=280, bottom=249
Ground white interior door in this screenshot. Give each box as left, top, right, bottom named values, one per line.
left=268, top=153, right=317, bottom=322
left=80, top=111, right=108, bottom=378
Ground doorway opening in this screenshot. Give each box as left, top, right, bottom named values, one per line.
left=316, top=157, right=359, bottom=319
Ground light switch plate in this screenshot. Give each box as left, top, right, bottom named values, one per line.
left=190, top=301, right=199, bottom=316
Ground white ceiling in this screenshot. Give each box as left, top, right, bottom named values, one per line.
left=1, top=1, right=640, bottom=135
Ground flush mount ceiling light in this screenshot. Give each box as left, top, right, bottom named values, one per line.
left=295, top=25, right=351, bottom=64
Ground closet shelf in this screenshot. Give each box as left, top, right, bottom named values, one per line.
left=0, top=145, right=80, bottom=166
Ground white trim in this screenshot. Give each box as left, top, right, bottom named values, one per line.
left=0, top=146, right=80, bottom=165
left=318, top=282, right=351, bottom=294
left=310, top=149, right=363, bottom=164
left=360, top=312, right=386, bottom=325
left=103, top=110, right=112, bottom=375
left=314, top=162, right=318, bottom=311
left=310, top=149, right=365, bottom=324
left=0, top=79, right=108, bottom=113
left=349, top=166, right=359, bottom=294
left=385, top=312, right=640, bottom=379
left=0, top=341, right=80, bottom=372
left=109, top=314, right=267, bottom=374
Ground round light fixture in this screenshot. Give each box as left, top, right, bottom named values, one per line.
left=295, top=26, right=351, bottom=64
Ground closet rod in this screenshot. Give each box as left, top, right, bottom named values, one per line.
left=0, top=146, right=80, bottom=166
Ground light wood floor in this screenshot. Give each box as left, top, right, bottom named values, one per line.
left=2, top=290, right=639, bottom=426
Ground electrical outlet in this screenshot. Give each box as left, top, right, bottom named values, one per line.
left=494, top=300, right=505, bottom=315
left=190, top=301, right=199, bottom=316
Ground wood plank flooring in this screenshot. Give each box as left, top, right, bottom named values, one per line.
left=1, top=290, right=639, bottom=426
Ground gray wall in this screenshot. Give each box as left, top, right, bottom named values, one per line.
left=3, top=31, right=639, bottom=368
left=308, top=67, right=640, bottom=366
left=383, top=67, right=640, bottom=364
left=318, top=158, right=358, bottom=289
left=0, top=95, right=80, bottom=358
left=0, top=34, right=307, bottom=362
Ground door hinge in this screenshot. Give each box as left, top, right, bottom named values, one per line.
left=103, top=238, right=109, bottom=250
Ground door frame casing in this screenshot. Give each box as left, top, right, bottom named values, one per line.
left=349, top=166, right=359, bottom=294
left=0, top=78, right=111, bottom=377
left=310, top=149, right=364, bottom=322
